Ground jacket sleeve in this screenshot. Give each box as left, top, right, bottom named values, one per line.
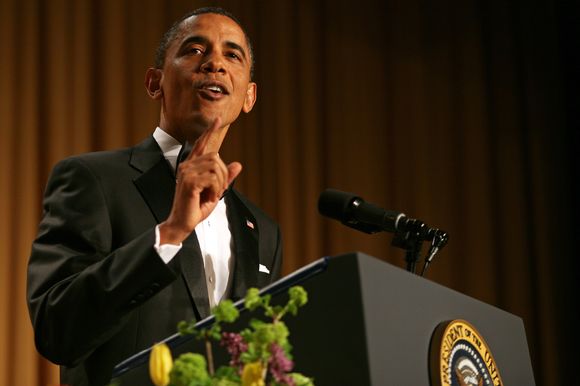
left=26, top=157, right=179, bottom=366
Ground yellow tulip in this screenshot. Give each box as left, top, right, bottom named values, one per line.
left=241, top=361, right=265, bottom=386
left=149, top=342, right=173, bottom=386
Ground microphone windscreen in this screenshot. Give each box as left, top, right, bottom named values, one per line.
left=317, top=189, right=359, bottom=221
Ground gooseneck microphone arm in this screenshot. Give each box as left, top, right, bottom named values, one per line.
left=318, top=189, right=449, bottom=275
left=421, top=229, right=449, bottom=276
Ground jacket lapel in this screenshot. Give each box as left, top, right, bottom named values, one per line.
left=226, top=189, right=259, bottom=301
left=179, top=234, right=211, bottom=319
left=130, top=136, right=210, bottom=320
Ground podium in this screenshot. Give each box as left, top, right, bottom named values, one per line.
left=111, top=252, right=536, bottom=385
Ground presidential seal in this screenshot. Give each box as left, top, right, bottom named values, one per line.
left=430, top=320, right=504, bottom=386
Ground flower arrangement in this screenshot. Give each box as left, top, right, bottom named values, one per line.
left=149, top=286, right=314, bottom=386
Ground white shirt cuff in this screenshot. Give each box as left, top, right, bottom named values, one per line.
left=154, top=225, right=182, bottom=264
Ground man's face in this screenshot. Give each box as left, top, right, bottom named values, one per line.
left=154, top=13, right=256, bottom=140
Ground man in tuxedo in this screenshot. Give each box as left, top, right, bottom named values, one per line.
left=27, top=7, right=282, bottom=386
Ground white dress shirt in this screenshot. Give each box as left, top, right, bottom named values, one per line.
left=152, top=127, right=234, bottom=308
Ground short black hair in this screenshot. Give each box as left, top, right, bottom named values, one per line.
left=154, top=7, right=255, bottom=78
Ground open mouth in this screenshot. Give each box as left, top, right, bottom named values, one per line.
left=203, top=85, right=226, bottom=94
left=197, top=81, right=229, bottom=98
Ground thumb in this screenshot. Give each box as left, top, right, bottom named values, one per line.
left=227, top=162, right=243, bottom=185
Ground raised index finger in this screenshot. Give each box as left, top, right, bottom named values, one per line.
left=189, top=117, right=223, bottom=158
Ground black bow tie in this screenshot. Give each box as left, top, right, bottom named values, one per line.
left=175, top=142, right=192, bottom=177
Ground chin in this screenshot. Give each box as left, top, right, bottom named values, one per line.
left=182, top=114, right=218, bottom=139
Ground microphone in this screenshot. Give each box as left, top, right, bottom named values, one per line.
left=318, top=188, right=449, bottom=275
left=317, top=189, right=407, bottom=234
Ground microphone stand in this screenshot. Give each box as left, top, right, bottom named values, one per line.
left=391, top=219, right=427, bottom=274
left=391, top=219, right=449, bottom=275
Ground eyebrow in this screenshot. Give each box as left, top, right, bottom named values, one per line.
left=225, top=41, right=247, bottom=61
left=180, top=35, right=248, bottom=61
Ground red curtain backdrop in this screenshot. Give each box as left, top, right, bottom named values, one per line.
left=0, top=0, right=576, bottom=385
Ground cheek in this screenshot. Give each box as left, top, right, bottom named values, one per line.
left=163, top=67, right=192, bottom=93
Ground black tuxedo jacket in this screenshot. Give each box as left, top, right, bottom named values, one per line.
left=27, top=136, right=282, bottom=386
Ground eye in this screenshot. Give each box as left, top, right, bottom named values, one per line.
left=185, top=46, right=204, bottom=55
left=226, top=52, right=241, bottom=60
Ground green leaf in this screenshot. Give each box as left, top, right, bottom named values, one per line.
left=169, top=353, right=210, bottom=386
left=211, top=378, right=239, bottom=386
left=288, top=286, right=308, bottom=307
left=240, top=345, right=259, bottom=363
left=290, top=372, right=315, bottom=386
left=178, top=320, right=197, bottom=336
left=272, top=305, right=283, bottom=315
left=248, top=319, right=265, bottom=330
left=209, top=330, right=222, bottom=341
left=262, top=294, right=272, bottom=305
left=286, top=303, right=298, bottom=316
left=244, top=288, right=262, bottom=310
left=212, top=300, right=240, bottom=324
left=213, top=366, right=240, bottom=383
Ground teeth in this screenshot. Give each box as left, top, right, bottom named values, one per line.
left=205, top=85, right=222, bottom=93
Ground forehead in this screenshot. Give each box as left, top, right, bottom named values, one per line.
left=173, top=13, right=249, bottom=50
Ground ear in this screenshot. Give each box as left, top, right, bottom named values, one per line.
left=145, top=68, right=163, bottom=100
left=242, top=82, right=257, bottom=113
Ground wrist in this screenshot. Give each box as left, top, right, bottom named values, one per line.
left=158, top=221, right=190, bottom=245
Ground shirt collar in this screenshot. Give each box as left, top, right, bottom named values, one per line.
left=153, top=127, right=182, bottom=171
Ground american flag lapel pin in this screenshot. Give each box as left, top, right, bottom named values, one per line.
left=246, top=219, right=255, bottom=230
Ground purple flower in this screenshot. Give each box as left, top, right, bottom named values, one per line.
left=268, top=343, right=295, bottom=386
left=220, top=332, right=248, bottom=371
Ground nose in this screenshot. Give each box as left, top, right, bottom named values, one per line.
left=200, top=51, right=226, bottom=74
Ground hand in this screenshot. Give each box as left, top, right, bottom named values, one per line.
left=159, top=118, right=242, bottom=245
